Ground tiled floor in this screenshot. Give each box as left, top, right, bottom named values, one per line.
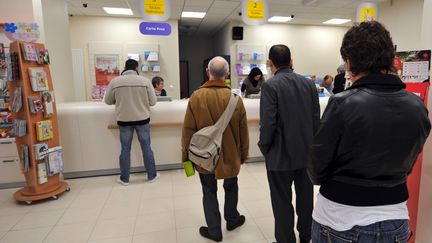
left=0, top=162, right=319, bottom=243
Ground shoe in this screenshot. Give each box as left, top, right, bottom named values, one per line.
left=116, top=177, right=129, bottom=186
left=300, top=238, right=310, bottom=243
left=148, top=173, right=160, bottom=183
left=226, top=215, right=246, bottom=231
left=199, top=226, right=222, bottom=242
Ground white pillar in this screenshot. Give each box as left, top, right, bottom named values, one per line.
left=40, top=0, right=75, bottom=102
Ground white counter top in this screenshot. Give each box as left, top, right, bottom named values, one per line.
left=0, top=97, right=330, bottom=184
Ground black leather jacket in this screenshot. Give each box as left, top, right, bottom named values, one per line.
left=308, top=74, right=431, bottom=206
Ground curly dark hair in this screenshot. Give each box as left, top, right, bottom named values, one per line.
left=340, top=21, right=395, bottom=75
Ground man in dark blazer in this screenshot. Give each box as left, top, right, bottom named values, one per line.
left=258, top=44, right=320, bottom=243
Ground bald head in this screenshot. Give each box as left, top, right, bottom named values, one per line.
left=207, top=56, right=229, bottom=80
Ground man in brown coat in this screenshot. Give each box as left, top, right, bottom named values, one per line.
left=182, top=56, right=249, bottom=242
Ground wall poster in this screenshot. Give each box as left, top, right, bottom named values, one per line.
left=94, top=55, right=120, bottom=86
left=395, top=50, right=431, bottom=83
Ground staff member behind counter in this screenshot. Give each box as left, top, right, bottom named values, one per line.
left=241, top=67, right=265, bottom=97
left=152, top=76, right=167, bottom=96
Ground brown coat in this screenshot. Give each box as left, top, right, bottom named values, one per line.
left=182, top=80, right=249, bottom=179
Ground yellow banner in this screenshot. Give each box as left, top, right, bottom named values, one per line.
left=360, top=7, right=376, bottom=22
left=144, top=0, right=165, bottom=16
left=247, top=1, right=264, bottom=20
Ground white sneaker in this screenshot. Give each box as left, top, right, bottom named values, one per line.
left=117, top=177, right=129, bottom=186
left=148, top=173, right=160, bottom=183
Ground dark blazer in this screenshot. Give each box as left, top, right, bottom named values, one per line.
left=308, top=74, right=431, bottom=206
left=332, top=72, right=346, bottom=94
left=258, top=67, right=320, bottom=171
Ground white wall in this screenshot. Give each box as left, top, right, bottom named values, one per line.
left=179, top=36, right=214, bottom=95
left=214, top=23, right=232, bottom=56
left=0, top=0, right=34, bottom=23
left=379, top=0, right=424, bottom=51
left=417, top=0, right=432, bottom=242
left=42, top=0, right=75, bottom=102
left=215, top=22, right=349, bottom=88
left=69, top=16, right=180, bottom=100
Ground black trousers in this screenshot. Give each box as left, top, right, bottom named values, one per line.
left=199, top=173, right=241, bottom=239
left=267, top=168, right=313, bottom=243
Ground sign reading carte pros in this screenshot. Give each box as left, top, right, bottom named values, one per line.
left=139, top=22, right=171, bottom=36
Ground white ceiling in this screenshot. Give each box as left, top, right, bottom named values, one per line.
left=66, top=0, right=389, bottom=36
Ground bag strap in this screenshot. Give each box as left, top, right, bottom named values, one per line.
left=213, top=93, right=239, bottom=135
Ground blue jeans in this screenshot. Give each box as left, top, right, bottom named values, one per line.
left=119, top=124, right=157, bottom=182
left=312, top=219, right=411, bottom=243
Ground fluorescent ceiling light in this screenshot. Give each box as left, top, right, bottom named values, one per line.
left=323, top=18, right=351, bottom=25
left=268, top=16, right=293, bottom=22
left=103, top=7, right=133, bottom=15
left=181, top=11, right=206, bottom=18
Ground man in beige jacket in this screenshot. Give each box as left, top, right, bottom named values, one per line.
left=182, top=56, right=249, bottom=242
left=104, top=59, right=159, bottom=186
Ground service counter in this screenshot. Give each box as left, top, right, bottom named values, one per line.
left=0, top=97, right=329, bottom=185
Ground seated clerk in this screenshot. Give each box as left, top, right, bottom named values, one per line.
left=322, top=74, right=334, bottom=95
left=241, top=67, right=265, bottom=97
left=152, top=76, right=167, bottom=96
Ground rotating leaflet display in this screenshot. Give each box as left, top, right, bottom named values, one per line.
left=9, top=41, right=68, bottom=204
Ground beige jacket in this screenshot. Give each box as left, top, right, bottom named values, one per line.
left=182, top=80, right=249, bottom=179
left=104, top=70, right=157, bottom=122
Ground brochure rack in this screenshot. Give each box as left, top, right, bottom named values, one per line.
left=9, top=41, right=68, bottom=204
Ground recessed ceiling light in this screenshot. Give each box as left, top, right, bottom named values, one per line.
left=103, top=7, right=133, bottom=15
left=268, top=16, right=293, bottom=22
left=323, top=18, right=351, bottom=25
left=181, top=11, right=206, bottom=18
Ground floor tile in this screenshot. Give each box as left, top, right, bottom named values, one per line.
left=242, top=200, right=273, bottom=219
left=0, top=201, right=33, bottom=216
left=0, top=227, right=51, bottom=243
left=88, top=236, right=133, bottom=243
left=57, top=206, right=102, bottom=225
left=24, top=191, right=77, bottom=213
left=0, top=213, right=26, bottom=231
left=176, top=227, right=218, bottom=243
left=68, top=193, right=109, bottom=209
left=174, top=194, right=202, bottom=211
left=13, top=209, right=64, bottom=230
left=175, top=208, right=206, bottom=229
left=0, top=189, right=16, bottom=204
left=106, top=188, right=142, bottom=205
left=239, top=188, right=270, bottom=202
left=139, top=197, right=174, bottom=215
left=89, top=217, right=136, bottom=241
left=140, top=183, right=173, bottom=199
left=173, top=181, right=203, bottom=197
left=134, top=212, right=175, bottom=235
left=44, top=221, right=95, bottom=243
left=0, top=231, right=6, bottom=239
left=99, top=203, right=140, bottom=220
left=254, top=216, right=275, bottom=239
left=223, top=224, right=266, bottom=243
left=132, top=229, right=176, bottom=243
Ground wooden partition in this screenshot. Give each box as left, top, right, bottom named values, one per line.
left=9, top=41, right=68, bottom=204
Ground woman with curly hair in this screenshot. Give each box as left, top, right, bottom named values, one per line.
left=308, top=21, right=431, bottom=243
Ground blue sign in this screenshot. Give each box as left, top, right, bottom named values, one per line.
left=139, top=22, right=171, bottom=36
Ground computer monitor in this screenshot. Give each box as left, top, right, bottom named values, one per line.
left=157, top=96, right=172, bottom=102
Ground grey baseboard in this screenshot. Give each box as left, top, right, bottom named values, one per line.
left=0, top=157, right=265, bottom=189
